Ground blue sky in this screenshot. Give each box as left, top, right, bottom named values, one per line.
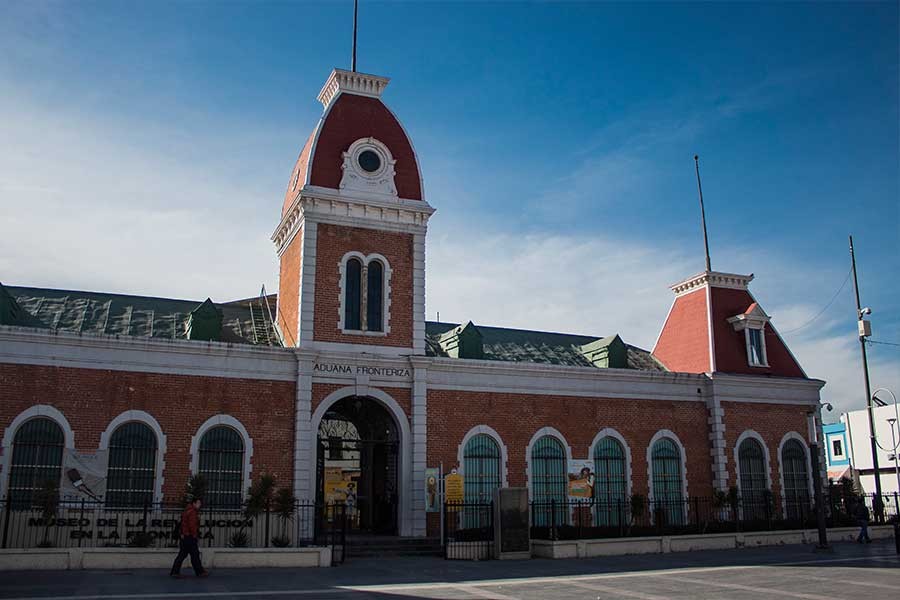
left=1, top=1, right=897, bottom=415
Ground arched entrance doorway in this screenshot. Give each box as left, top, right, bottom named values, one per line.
left=316, top=396, right=399, bottom=535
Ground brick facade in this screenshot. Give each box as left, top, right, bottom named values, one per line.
left=276, top=228, right=302, bottom=346
left=312, top=223, right=414, bottom=348
left=0, top=363, right=296, bottom=500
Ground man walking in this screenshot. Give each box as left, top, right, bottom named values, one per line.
left=170, top=497, right=209, bottom=578
left=854, top=497, right=871, bottom=544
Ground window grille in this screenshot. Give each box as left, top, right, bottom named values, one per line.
left=781, top=439, right=810, bottom=521
left=463, top=434, right=501, bottom=503
left=199, top=426, right=244, bottom=509
left=650, top=437, right=685, bottom=525
left=738, top=437, right=768, bottom=519
left=593, top=436, right=627, bottom=526
left=530, top=436, right=566, bottom=526
left=105, top=422, right=157, bottom=508
left=8, top=418, right=64, bottom=507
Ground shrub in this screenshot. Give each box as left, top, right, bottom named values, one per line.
left=271, top=536, right=291, bottom=548
left=229, top=531, right=250, bottom=548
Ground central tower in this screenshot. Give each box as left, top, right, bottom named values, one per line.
left=272, top=69, right=435, bottom=354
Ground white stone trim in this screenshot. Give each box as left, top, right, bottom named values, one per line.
left=457, top=425, right=509, bottom=489
left=339, top=137, right=398, bottom=199
left=733, top=430, right=773, bottom=498
left=670, top=271, right=754, bottom=296
left=705, top=283, right=716, bottom=373
left=525, top=427, right=573, bottom=502
left=189, top=415, right=254, bottom=501
left=99, top=411, right=167, bottom=504
left=646, top=429, right=689, bottom=504
left=412, top=232, right=426, bottom=355
left=706, top=391, right=728, bottom=492
left=747, top=290, right=809, bottom=378
left=336, top=251, right=392, bottom=336
left=298, top=221, right=318, bottom=345
left=587, top=427, right=634, bottom=500
left=1, top=405, right=76, bottom=502
left=307, top=340, right=418, bottom=357
left=651, top=298, right=677, bottom=356
left=309, top=386, right=414, bottom=537
left=318, top=69, right=390, bottom=108
left=0, top=327, right=296, bottom=382
left=776, top=431, right=814, bottom=519
left=410, top=360, right=428, bottom=536
left=293, top=352, right=314, bottom=506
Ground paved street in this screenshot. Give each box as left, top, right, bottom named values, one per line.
left=1, top=540, right=897, bottom=599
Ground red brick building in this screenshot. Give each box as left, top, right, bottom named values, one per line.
left=0, top=68, right=825, bottom=539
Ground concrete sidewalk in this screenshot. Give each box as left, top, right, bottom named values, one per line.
left=0, top=539, right=897, bottom=600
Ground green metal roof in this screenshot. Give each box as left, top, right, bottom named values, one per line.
left=3, top=284, right=280, bottom=346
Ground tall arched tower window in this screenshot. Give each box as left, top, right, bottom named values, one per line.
left=105, top=422, right=157, bottom=508
left=199, top=426, right=245, bottom=509
left=530, top=436, right=567, bottom=526
left=594, top=436, right=627, bottom=526
left=344, top=258, right=363, bottom=331
left=9, top=418, right=64, bottom=507
left=650, top=437, right=685, bottom=526
left=366, top=260, right=384, bottom=332
left=781, top=439, right=810, bottom=521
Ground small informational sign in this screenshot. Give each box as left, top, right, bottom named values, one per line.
left=445, top=470, right=464, bottom=503
left=424, top=468, right=440, bottom=512
left=324, top=467, right=357, bottom=505
left=567, top=459, right=595, bottom=500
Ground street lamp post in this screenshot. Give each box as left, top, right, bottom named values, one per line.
left=888, top=418, right=900, bottom=495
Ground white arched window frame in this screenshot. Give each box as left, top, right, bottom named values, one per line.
left=457, top=425, right=509, bottom=490
left=337, top=251, right=393, bottom=336
left=589, top=427, right=634, bottom=500
left=524, top=427, right=573, bottom=501
left=99, top=410, right=167, bottom=504
left=646, top=429, right=689, bottom=504
left=189, top=415, right=254, bottom=504
left=1, top=405, right=76, bottom=502
left=777, top=431, right=813, bottom=519
left=733, top=430, right=773, bottom=519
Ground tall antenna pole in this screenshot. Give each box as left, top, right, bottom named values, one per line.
left=694, top=155, right=712, bottom=272
left=351, top=0, right=358, bottom=72
left=850, top=235, right=883, bottom=500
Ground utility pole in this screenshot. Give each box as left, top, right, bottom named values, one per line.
left=849, top=235, right=882, bottom=500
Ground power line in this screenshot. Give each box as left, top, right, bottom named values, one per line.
left=780, top=266, right=853, bottom=335
left=868, top=339, right=900, bottom=348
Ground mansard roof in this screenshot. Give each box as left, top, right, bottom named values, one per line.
left=2, top=285, right=665, bottom=371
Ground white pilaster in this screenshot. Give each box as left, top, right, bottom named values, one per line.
left=293, top=350, right=316, bottom=503
left=412, top=232, right=426, bottom=355
left=410, top=357, right=429, bottom=536
left=706, top=387, right=729, bottom=492
left=298, top=222, right=318, bottom=345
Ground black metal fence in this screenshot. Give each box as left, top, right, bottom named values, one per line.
left=442, top=500, right=493, bottom=560
left=0, top=498, right=348, bottom=564
left=530, top=492, right=900, bottom=541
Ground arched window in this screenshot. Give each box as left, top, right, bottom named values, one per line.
left=463, top=434, right=501, bottom=503
left=650, top=437, right=685, bottom=526
left=105, top=422, right=157, bottom=508
left=366, top=260, right=384, bottom=332
left=530, top=436, right=566, bottom=526
left=8, top=418, right=64, bottom=507
left=199, top=426, right=245, bottom=509
left=594, top=436, right=627, bottom=526
left=781, top=439, right=810, bottom=521
left=344, top=258, right=362, bottom=331
left=738, top=437, right=768, bottom=520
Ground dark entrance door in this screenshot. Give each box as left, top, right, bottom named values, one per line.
left=317, top=397, right=399, bottom=535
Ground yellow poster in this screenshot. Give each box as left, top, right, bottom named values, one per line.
left=568, top=459, right=594, bottom=499
left=445, top=472, right=464, bottom=503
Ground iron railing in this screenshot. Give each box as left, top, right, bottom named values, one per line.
left=442, top=500, right=494, bottom=560
left=0, top=497, right=347, bottom=563
left=530, top=492, right=900, bottom=541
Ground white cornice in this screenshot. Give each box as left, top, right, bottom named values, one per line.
left=670, top=271, right=755, bottom=296
left=0, top=326, right=296, bottom=381
left=273, top=188, right=435, bottom=254
left=318, top=69, right=390, bottom=109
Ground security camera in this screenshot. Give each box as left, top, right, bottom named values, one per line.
left=860, top=307, right=872, bottom=316
left=825, top=403, right=834, bottom=412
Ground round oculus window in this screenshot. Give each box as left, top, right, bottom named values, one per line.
left=358, top=150, right=381, bottom=173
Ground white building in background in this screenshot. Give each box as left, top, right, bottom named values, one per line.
left=842, top=403, right=900, bottom=497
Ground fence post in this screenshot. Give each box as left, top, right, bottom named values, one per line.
left=265, top=506, right=271, bottom=548
left=78, top=499, right=85, bottom=548
left=550, top=499, right=557, bottom=541
left=142, top=501, right=148, bottom=534
left=694, top=497, right=700, bottom=533
left=442, top=501, right=447, bottom=558
left=1, top=494, right=10, bottom=549
left=618, top=499, right=624, bottom=537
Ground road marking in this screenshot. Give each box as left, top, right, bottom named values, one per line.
left=448, top=585, right=519, bottom=600
left=564, top=580, right=670, bottom=600
left=777, top=570, right=900, bottom=590
left=666, top=576, right=844, bottom=600
left=3, top=553, right=897, bottom=600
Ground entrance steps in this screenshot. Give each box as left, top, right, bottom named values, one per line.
left=346, top=536, right=443, bottom=558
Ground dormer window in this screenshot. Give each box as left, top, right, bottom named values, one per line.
left=727, top=302, right=770, bottom=368
left=339, top=252, right=392, bottom=336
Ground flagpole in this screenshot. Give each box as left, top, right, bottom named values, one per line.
left=694, top=155, right=712, bottom=272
